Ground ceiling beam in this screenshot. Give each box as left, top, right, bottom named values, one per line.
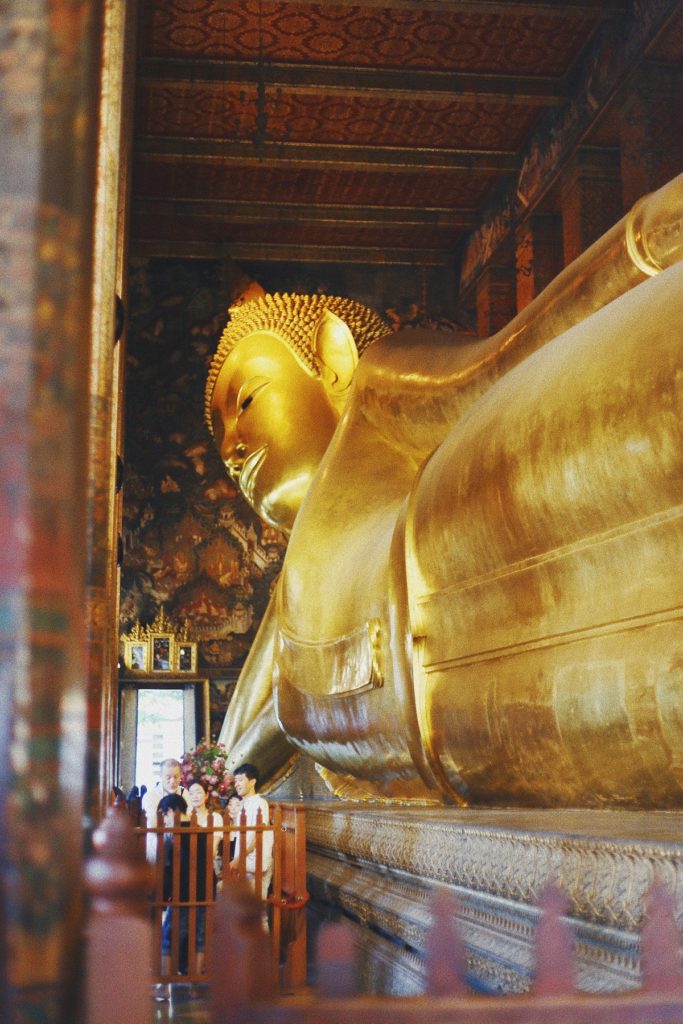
left=136, top=137, right=520, bottom=173
left=137, top=58, right=564, bottom=106
left=459, top=0, right=683, bottom=289
left=129, top=238, right=458, bottom=265
left=132, top=198, right=478, bottom=229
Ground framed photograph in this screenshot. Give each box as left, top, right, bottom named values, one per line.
left=151, top=633, right=173, bottom=672
left=176, top=641, right=197, bottom=673
left=124, top=639, right=150, bottom=673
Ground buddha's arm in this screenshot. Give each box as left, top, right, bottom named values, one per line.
left=356, top=172, right=683, bottom=460
left=218, top=587, right=294, bottom=772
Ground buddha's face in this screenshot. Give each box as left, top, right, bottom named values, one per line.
left=210, top=332, right=339, bottom=533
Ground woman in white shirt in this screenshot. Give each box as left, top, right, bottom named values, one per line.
left=186, top=779, right=224, bottom=857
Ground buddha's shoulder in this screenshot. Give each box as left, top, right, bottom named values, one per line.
left=356, top=325, right=485, bottom=384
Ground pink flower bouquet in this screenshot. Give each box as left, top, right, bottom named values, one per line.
left=180, top=739, right=233, bottom=799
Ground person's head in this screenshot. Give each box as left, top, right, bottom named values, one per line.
left=158, top=792, right=188, bottom=825
left=226, top=791, right=242, bottom=822
left=232, top=763, right=259, bottom=799
left=159, top=758, right=182, bottom=794
left=205, top=293, right=388, bottom=533
left=187, top=779, right=209, bottom=810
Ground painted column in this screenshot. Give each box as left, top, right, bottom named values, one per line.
left=0, top=3, right=102, bottom=1022
left=620, top=61, right=683, bottom=210
left=514, top=214, right=563, bottom=311
left=560, top=147, right=623, bottom=265
left=474, top=259, right=517, bottom=337
left=85, top=0, right=137, bottom=828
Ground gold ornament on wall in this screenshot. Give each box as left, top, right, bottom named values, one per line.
left=120, top=609, right=198, bottom=674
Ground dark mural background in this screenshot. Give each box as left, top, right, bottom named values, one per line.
left=120, top=256, right=460, bottom=728
left=121, top=258, right=287, bottom=685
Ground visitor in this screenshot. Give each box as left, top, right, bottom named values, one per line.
left=229, top=763, right=273, bottom=901
left=186, top=778, right=223, bottom=857
left=155, top=792, right=211, bottom=999
left=214, top=790, right=242, bottom=894
left=226, top=791, right=242, bottom=861
left=142, top=757, right=188, bottom=863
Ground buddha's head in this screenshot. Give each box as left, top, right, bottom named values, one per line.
left=206, top=293, right=388, bottom=533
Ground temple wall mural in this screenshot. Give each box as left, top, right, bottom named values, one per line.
left=121, top=257, right=286, bottom=693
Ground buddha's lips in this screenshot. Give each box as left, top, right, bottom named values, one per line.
left=240, top=446, right=267, bottom=498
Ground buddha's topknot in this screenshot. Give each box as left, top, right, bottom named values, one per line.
left=205, top=292, right=388, bottom=434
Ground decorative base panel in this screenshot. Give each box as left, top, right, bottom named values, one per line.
left=304, top=804, right=683, bottom=996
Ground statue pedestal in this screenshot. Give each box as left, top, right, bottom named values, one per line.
left=302, top=803, right=683, bottom=996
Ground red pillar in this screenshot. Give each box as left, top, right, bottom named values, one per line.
left=620, top=62, right=683, bottom=210
left=475, top=255, right=517, bottom=337
left=560, top=148, right=623, bottom=266
left=515, top=214, right=563, bottom=311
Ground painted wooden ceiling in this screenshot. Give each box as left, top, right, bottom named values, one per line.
left=130, top=0, right=682, bottom=268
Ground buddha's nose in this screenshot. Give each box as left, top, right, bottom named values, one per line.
left=223, top=439, right=247, bottom=481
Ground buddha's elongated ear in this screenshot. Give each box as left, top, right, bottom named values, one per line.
left=313, top=308, right=359, bottom=395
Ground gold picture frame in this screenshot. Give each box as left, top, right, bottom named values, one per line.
left=150, top=633, right=174, bottom=673
left=176, top=641, right=197, bottom=673
left=123, top=638, right=150, bottom=673
left=120, top=608, right=197, bottom=677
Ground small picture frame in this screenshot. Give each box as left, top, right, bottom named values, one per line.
left=124, top=639, right=150, bottom=673
left=151, top=634, right=173, bottom=672
left=176, top=642, right=197, bottom=673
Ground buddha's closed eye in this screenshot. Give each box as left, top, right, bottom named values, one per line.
left=237, top=377, right=269, bottom=416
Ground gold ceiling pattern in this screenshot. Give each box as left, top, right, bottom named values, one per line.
left=130, top=0, right=682, bottom=267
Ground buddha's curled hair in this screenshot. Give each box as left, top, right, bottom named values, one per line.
left=205, top=292, right=388, bottom=434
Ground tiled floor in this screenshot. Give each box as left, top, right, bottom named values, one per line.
left=150, top=983, right=210, bottom=1023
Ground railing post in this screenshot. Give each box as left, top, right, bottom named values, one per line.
left=317, top=922, right=357, bottom=997
left=278, top=803, right=308, bottom=992
left=640, top=878, right=683, bottom=993
left=84, top=798, right=153, bottom=1024
left=211, top=878, right=275, bottom=1024
left=425, top=888, right=467, bottom=996
left=533, top=883, right=575, bottom=996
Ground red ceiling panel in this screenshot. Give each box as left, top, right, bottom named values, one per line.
left=137, top=81, right=541, bottom=151
left=141, top=0, right=597, bottom=77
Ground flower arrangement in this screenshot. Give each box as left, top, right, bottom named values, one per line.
left=180, top=739, right=233, bottom=800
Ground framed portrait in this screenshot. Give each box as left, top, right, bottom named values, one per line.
left=151, top=633, right=173, bottom=672
left=176, top=641, right=197, bottom=673
left=124, top=639, right=150, bottom=673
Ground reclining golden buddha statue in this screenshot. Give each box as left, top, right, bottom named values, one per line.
left=207, top=173, right=683, bottom=808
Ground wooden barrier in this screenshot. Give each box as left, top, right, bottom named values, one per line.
left=85, top=803, right=683, bottom=1024
left=133, top=799, right=307, bottom=988
left=84, top=798, right=154, bottom=1024
left=209, top=877, right=683, bottom=1024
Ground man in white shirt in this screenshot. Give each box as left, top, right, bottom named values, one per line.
left=229, top=762, right=273, bottom=900
left=141, top=757, right=188, bottom=863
